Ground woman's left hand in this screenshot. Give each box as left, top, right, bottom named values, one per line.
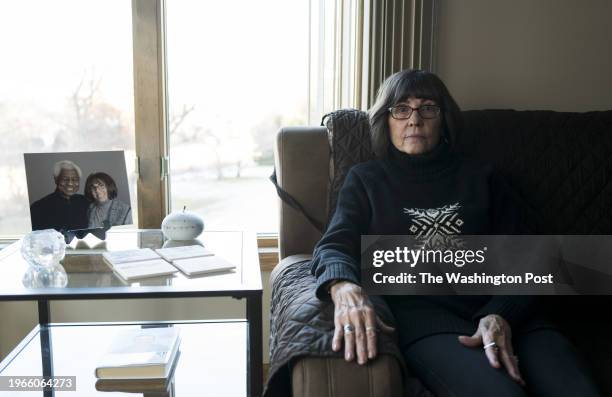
left=458, top=314, right=525, bottom=386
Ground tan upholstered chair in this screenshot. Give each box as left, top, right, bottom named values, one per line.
left=271, top=126, right=404, bottom=397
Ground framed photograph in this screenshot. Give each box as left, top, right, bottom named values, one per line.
left=24, top=151, right=132, bottom=232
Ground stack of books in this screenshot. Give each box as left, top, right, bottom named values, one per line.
left=102, top=245, right=235, bottom=281
left=95, top=327, right=181, bottom=395
left=95, top=327, right=181, bottom=380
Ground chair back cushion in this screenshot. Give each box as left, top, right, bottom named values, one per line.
left=459, top=110, right=612, bottom=233
left=325, top=109, right=612, bottom=234
left=324, top=109, right=375, bottom=223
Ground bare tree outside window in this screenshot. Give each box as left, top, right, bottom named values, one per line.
left=0, top=1, right=135, bottom=235
left=166, top=0, right=309, bottom=233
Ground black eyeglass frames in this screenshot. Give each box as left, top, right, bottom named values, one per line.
left=388, top=104, right=441, bottom=120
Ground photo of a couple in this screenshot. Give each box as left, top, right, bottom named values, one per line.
left=24, top=151, right=132, bottom=232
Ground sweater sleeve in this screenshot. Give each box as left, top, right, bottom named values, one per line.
left=311, top=168, right=372, bottom=301
left=475, top=170, right=535, bottom=328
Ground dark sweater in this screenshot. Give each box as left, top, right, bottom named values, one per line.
left=311, top=142, right=534, bottom=346
left=30, top=190, right=89, bottom=231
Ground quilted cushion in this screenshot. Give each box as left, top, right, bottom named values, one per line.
left=265, top=255, right=411, bottom=397
left=459, top=110, right=612, bottom=234
left=324, top=109, right=375, bottom=224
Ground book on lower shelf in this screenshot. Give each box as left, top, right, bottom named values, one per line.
left=95, top=376, right=175, bottom=395
left=95, top=327, right=181, bottom=380
left=95, top=368, right=177, bottom=396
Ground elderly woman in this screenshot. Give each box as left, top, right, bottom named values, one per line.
left=311, top=70, right=600, bottom=396
left=84, top=172, right=132, bottom=228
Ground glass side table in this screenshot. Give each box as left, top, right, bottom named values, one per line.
left=0, top=230, right=263, bottom=397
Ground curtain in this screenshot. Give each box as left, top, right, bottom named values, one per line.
left=308, top=0, right=437, bottom=123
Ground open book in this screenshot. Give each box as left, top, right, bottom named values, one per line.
left=155, top=245, right=235, bottom=276
left=171, top=255, right=236, bottom=276
left=101, top=246, right=234, bottom=280
left=155, top=245, right=213, bottom=261
left=102, top=249, right=177, bottom=281
left=95, top=327, right=181, bottom=380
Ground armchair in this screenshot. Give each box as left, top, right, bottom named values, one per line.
left=265, top=109, right=612, bottom=396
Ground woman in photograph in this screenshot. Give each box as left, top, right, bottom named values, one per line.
left=311, top=69, right=601, bottom=396
left=84, top=172, right=132, bottom=228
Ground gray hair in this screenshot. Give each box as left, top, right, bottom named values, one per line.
left=53, top=160, right=82, bottom=179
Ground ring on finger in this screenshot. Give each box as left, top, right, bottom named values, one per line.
left=483, top=342, right=498, bottom=350
left=365, top=326, right=377, bottom=332
left=343, top=324, right=355, bottom=333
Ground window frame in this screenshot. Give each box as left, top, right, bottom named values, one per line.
left=131, top=0, right=436, bottom=251
left=132, top=0, right=170, bottom=229
left=132, top=0, right=280, bottom=256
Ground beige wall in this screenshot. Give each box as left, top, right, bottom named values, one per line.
left=436, top=0, right=612, bottom=111
left=0, top=270, right=272, bottom=364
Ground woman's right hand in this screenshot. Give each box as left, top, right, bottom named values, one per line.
left=330, top=281, right=395, bottom=365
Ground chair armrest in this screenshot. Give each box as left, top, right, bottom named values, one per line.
left=274, top=126, right=329, bottom=259
left=270, top=254, right=312, bottom=287
left=292, top=355, right=403, bottom=397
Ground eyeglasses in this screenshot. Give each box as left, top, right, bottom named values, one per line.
left=388, top=104, right=441, bottom=120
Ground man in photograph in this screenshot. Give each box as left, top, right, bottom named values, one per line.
left=30, top=160, right=89, bottom=231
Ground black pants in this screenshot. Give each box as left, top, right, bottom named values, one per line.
left=402, top=329, right=601, bottom=397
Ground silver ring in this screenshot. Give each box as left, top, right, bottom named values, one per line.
left=483, top=342, right=498, bottom=350
left=365, top=326, right=377, bottom=332
left=343, top=324, right=355, bottom=333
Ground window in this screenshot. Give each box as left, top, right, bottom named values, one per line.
left=1, top=0, right=428, bottom=237
left=165, top=0, right=309, bottom=233
left=0, top=0, right=137, bottom=235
